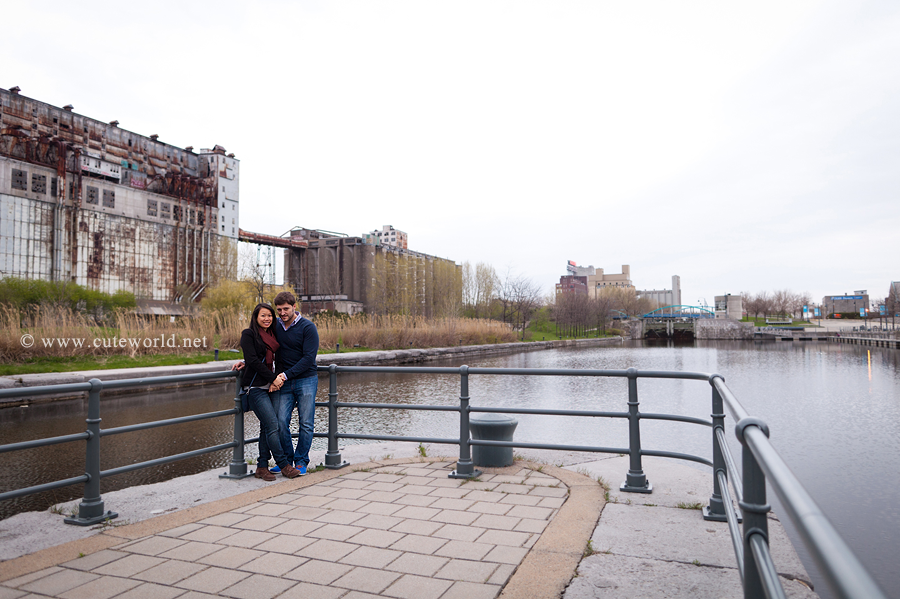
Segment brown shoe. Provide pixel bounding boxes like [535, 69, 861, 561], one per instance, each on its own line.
[255, 467, 276, 482]
[281, 464, 300, 479]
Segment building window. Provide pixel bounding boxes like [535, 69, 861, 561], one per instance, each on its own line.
[31, 174, 47, 194]
[12, 169, 27, 191]
[173, 206, 182, 222]
[147, 199, 158, 217]
[222, 225, 225, 231]
[51, 177, 58, 197]
[160, 202, 171, 219]
[86, 186, 99, 205]
[102, 189, 115, 208]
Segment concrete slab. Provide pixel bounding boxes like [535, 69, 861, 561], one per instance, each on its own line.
[565, 554, 817, 599]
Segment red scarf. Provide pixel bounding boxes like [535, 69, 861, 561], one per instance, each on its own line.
[259, 329, 280, 372]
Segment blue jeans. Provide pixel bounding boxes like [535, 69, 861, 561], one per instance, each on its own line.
[276, 376, 318, 467]
[249, 387, 290, 469]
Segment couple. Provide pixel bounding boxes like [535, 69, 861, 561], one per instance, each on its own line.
[239, 291, 319, 481]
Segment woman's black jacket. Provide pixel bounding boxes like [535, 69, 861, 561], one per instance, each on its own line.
[239, 328, 278, 387]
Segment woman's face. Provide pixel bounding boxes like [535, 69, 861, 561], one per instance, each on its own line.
[257, 308, 274, 329]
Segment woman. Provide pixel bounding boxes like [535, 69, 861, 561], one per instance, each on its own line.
[240, 303, 300, 480]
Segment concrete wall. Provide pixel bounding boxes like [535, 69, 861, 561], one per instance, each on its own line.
[695, 318, 754, 340]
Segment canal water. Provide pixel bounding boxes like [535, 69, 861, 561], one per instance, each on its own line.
[1, 340, 898, 598]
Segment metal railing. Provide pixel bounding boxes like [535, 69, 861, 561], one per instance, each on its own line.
[0, 370, 248, 525]
[0, 364, 887, 599]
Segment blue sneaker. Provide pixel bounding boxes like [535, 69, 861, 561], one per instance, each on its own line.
[269, 464, 280, 473]
[296, 464, 308, 476]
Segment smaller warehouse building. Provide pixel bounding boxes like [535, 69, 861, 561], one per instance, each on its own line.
[822, 293, 869, 318]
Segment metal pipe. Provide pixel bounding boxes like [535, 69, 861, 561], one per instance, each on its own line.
[717, 470, 744, 579]
[324, 364, 347, 469]
[66, 379, 117, 526]
[621, 368, 651, 493]
[451, 365, 480, 479]
[102, 442, 238, 478]
[744, 426, 888, 599]
[0, 475, 89, 502]
[705, 380, 728, 521]
[748, 533, 788, 599]
[0, 432, 90, 454]
[220, 372, 251, 479]
[101, 409, 236, 436]
[739, 417, 771, 599]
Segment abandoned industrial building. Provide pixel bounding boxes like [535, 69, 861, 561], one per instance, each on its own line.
[0, 86, 237, 303]
[1, 87, 460, 316]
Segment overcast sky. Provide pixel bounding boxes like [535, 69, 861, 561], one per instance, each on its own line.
[7, 1, 898, 307]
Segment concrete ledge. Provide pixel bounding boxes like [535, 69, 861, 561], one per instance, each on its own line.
[1, 337, 623, 407]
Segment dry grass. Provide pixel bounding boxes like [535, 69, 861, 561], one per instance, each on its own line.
[315, 314, 517, 350]
[0, 304, 245, 361]
[1, 306, 516, 361]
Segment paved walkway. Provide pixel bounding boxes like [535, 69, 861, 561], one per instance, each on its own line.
[0, 451, 818, 599]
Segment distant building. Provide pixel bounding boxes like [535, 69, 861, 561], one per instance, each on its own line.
[822, 293, 869, 319]
[559, 262, 634, 297]
[888, 282, 900, 317]
[714, 294, 743, 319]
[284, 226, 458, 317]
[555, 275, 588, 295]
[365, 225, 408, 250]
[638, 275, 682, 308]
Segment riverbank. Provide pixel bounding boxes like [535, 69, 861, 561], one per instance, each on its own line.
[0, 337, 623, 407]
[0, 443, 816, 598]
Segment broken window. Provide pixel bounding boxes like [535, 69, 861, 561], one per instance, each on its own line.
[147, 199, 158, 217]
[12, 169, 27, 191]
[32, 174, 46, 194]
[102, 189, 115, 208]
[86, 186, 99, 204]
[160, 203, 171, 219]
[173, 205, 183, 222]
[51, 177, 58, 197]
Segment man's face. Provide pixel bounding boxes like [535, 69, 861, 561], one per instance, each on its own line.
[275, 302, 296, 324]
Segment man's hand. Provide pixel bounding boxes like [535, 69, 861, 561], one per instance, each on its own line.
[231, 361, 245, 371]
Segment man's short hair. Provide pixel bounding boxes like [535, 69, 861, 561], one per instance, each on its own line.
[273, 291, 296, 306]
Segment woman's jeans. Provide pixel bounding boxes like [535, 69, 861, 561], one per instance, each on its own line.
[276, 375, 318, 467]
[249, 387, 290, 469]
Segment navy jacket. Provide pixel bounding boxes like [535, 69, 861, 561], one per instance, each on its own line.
[274, 316, 319, 380]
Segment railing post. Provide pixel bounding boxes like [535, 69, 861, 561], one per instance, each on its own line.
[704, 377, 727, 521]
[621, 368, 652, 493]
[65, 378, 117, 526]
[325, 364, 348, 469]
[450, 365, 481, 479]
[220, 371, 252, 479]
[737, 417, 771, 599]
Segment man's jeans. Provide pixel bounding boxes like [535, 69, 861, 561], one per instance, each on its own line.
[249, 387, 290, 469]
[275, 375, 318, 467]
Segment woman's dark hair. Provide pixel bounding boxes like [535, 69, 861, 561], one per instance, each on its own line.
[250, 303, 276, 336]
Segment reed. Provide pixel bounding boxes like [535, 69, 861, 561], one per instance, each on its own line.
[1, 305, 515, 362]
[314, 314, 517, 350]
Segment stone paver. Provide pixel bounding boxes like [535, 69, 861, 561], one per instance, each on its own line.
[0, 461, 583, 599]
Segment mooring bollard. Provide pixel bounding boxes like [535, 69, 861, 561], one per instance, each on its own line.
[470, 413, 518, 467]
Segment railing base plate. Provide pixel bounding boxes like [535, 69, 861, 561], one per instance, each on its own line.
[64, 510, 118, 526]
[219, 472, 254, 480]
[620, 482, 653, 494]
[323, 460, 350, 470]
[449, 469, 483, 479]
[703, 506, 742, 523]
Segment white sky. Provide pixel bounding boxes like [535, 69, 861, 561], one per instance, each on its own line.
[7, 1, 899, 307]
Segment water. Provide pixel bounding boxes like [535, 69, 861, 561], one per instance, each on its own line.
[1, 340, 898, 597]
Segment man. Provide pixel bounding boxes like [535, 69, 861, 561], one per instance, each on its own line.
[268, 291, 319, 475]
